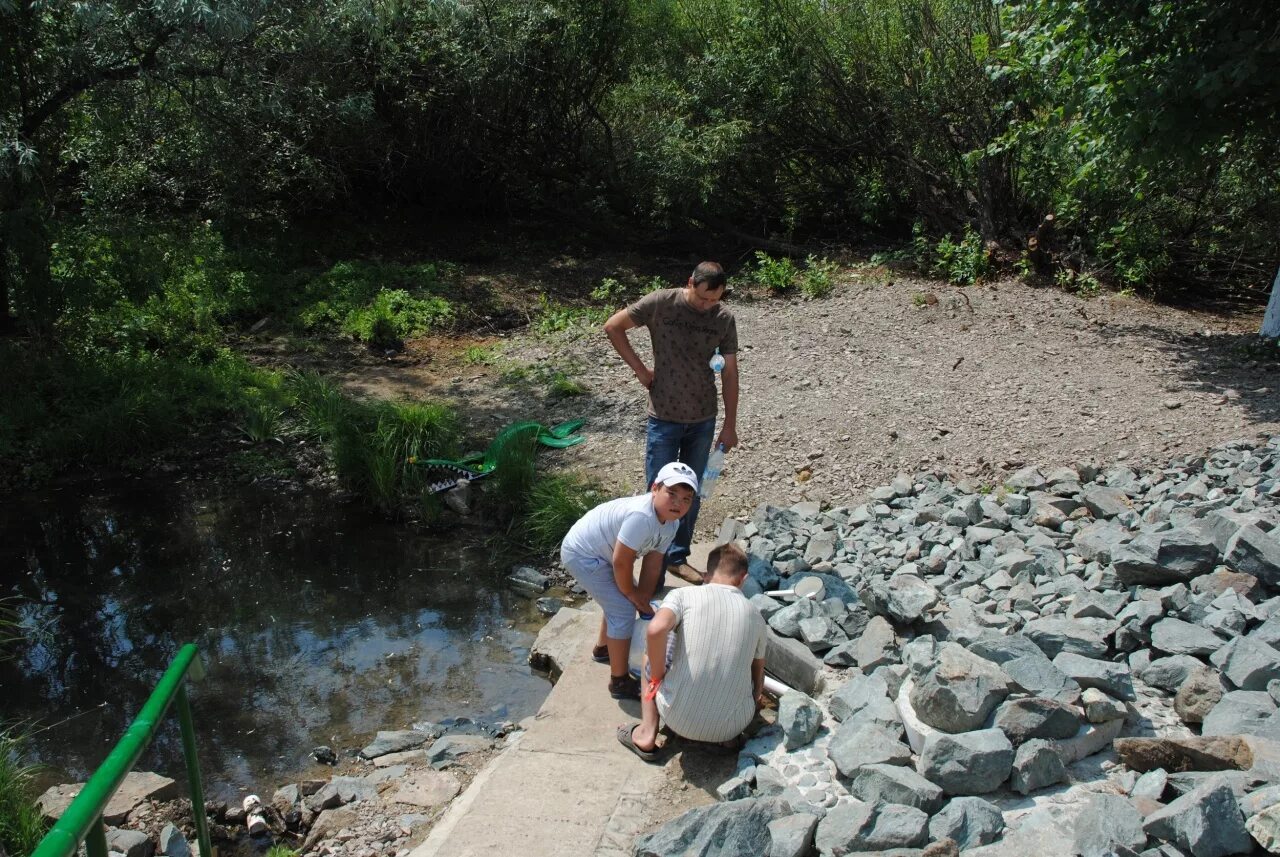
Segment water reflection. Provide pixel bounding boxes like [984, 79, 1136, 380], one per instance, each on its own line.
[0, 479, 550, 800]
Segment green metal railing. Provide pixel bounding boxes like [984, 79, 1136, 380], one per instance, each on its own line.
[32, 643, 214, 857]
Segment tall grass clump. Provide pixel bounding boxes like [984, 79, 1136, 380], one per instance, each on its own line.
[488, 431, 539, 513]
[0, 728, 45, 856]
[524, 474, 608, 552]
[286, 370, 463, 514]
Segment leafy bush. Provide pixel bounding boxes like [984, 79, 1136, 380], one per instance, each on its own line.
[799, 256, 838, 298]
[931, 228, 994, 286]
[295, 261, 461, 344]
[524, 474, 608, 552]
[590, 277, 629, 304]
[751, 252, 799, 293]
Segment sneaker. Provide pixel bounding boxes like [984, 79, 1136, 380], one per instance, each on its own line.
[668, 563, 704, 585]
[608, 673, 641, 700]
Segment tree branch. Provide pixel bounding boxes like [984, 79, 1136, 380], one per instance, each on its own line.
[19, 27, 176, 140]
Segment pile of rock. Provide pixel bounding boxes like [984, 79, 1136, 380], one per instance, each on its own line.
[36, 719, 517, 857]
[638, 435, 1280, 857]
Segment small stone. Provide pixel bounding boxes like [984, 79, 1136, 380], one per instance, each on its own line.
[928, 796, 1004, 850]
[1009, 738, 1067, 794]
[847, 764, 945, 814]
[777, 692, 822, 750]
[917, 728, 1013, 795]
[767, 813, 819, 857]
[828, 722, 912, 776]
[1175, 667, 1227, 724]
[1081, 687, 1128, 723]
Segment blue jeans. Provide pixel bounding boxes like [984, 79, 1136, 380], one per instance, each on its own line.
[645, 416, 716, 583]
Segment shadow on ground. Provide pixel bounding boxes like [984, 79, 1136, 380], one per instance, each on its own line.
[1091, 321, 1280, 426]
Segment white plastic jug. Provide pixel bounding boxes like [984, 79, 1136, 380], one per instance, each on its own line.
[629, 600, 663, 674]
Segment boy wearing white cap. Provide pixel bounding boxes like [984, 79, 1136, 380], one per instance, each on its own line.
[560, 461, 699, 700]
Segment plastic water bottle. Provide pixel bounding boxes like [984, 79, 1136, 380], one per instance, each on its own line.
[709, 348, 725, 373]
[700, 444, 726, 500]
[629, 600, 663, 674]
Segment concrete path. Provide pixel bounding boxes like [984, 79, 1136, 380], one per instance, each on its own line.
[410, 545, 713, 857]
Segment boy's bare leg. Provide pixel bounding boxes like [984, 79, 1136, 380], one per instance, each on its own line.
[606, 636, 631, 677]
[597, 616, 608, 650]
[636, 552, 664, 603]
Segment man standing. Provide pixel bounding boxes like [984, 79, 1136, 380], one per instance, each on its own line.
[616, 542, 766, 760]
[604, 261, 739, 585]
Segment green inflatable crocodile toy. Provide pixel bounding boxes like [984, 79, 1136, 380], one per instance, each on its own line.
[410, 418, 586, 493]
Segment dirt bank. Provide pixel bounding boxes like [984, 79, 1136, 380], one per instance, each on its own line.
[276, 267, 1280, 540]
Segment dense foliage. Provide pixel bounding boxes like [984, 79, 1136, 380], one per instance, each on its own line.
[2, 0, 1276, 338]
[1, 0, 1276, 490]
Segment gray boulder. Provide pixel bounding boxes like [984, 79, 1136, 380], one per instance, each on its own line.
[1201, 691, 1280, 739]
[993, 697, 1081, 744]
[1247, 804, 1280, 855]
[852, 616, 898, 670]
[1222, 637, 1280, 691]
[158, 823, 191, 857]
[634, 797, 793, 857]
[1112, 529, 1221, 586]
[928, 796, 1004, 850]
[1142, 780, 1252, 857]
[1142, 654, 1209, 691]
[884, 574, 940, 623]
[1022, 617, 1115, 658]
[1080, 485, 1132, 520]
[830, 672, 891, 723]
[1052, 652, 1136, 700]
[777, 692, 822, 750]
[814, 800, 929, 853]
[1081, 688, 1128, 723]
[1223, 524, 1280, 587]
[360, 729, 431, 759]
[847, 764, 945, 814]
[426, 734, 494, 767]
[917, 729, 1014, 795]
[105, 829, 151, 857]
[766, 813, 819, 857]
[1009, 738, 1067, 795]
[967, 634, 1046, 665]
[1001, 655, 1082, 704]
[1151, 618, 1226, 657]
[828, 722, 912, 776]
[909, 644, 1011, 733]
[1074, 794, 1148, 857]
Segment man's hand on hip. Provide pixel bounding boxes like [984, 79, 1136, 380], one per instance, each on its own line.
[716, 424, 738, 452]
[634, 366, 654, 388]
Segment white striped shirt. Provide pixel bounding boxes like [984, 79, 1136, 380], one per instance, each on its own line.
[656, 584, 767, 742]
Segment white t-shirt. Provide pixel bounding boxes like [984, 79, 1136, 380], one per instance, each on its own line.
[656, 584, 767, 742]
[561, 493, 677, 564]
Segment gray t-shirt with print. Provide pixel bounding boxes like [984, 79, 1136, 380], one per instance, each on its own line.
[561, 493, 677, 565]
[626, 288, 737, 424]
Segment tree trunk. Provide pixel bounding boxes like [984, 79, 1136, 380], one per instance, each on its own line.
[1027, 213, 1056, 274]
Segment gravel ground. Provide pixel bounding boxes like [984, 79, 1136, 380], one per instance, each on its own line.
[329, 270, 1280, 540]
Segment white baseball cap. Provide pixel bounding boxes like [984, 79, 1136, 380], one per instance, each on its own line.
[654, 461, 699, 492]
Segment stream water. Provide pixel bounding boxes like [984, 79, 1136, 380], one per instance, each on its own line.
[1, 477, 553, 802]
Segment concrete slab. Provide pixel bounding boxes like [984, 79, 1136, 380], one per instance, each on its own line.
[410, 541, 747, 857]
[410, 604, 666, 857]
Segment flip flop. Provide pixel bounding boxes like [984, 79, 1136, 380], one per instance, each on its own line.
[616, 724, 660, 762]
[591, 645, 609, 664]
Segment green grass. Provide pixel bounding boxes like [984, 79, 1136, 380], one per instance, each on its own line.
[265, 846, 300, 857]
[534, 294, 609, 335]
[523, 474, 608, 552]
[0, 342, 284, 471]
[463, 343, 502, 365]
[497, 359, 587, 400]
[0, 728, 45, 857]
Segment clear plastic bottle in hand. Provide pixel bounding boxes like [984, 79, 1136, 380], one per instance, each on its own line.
[701, 444, 726, 500]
